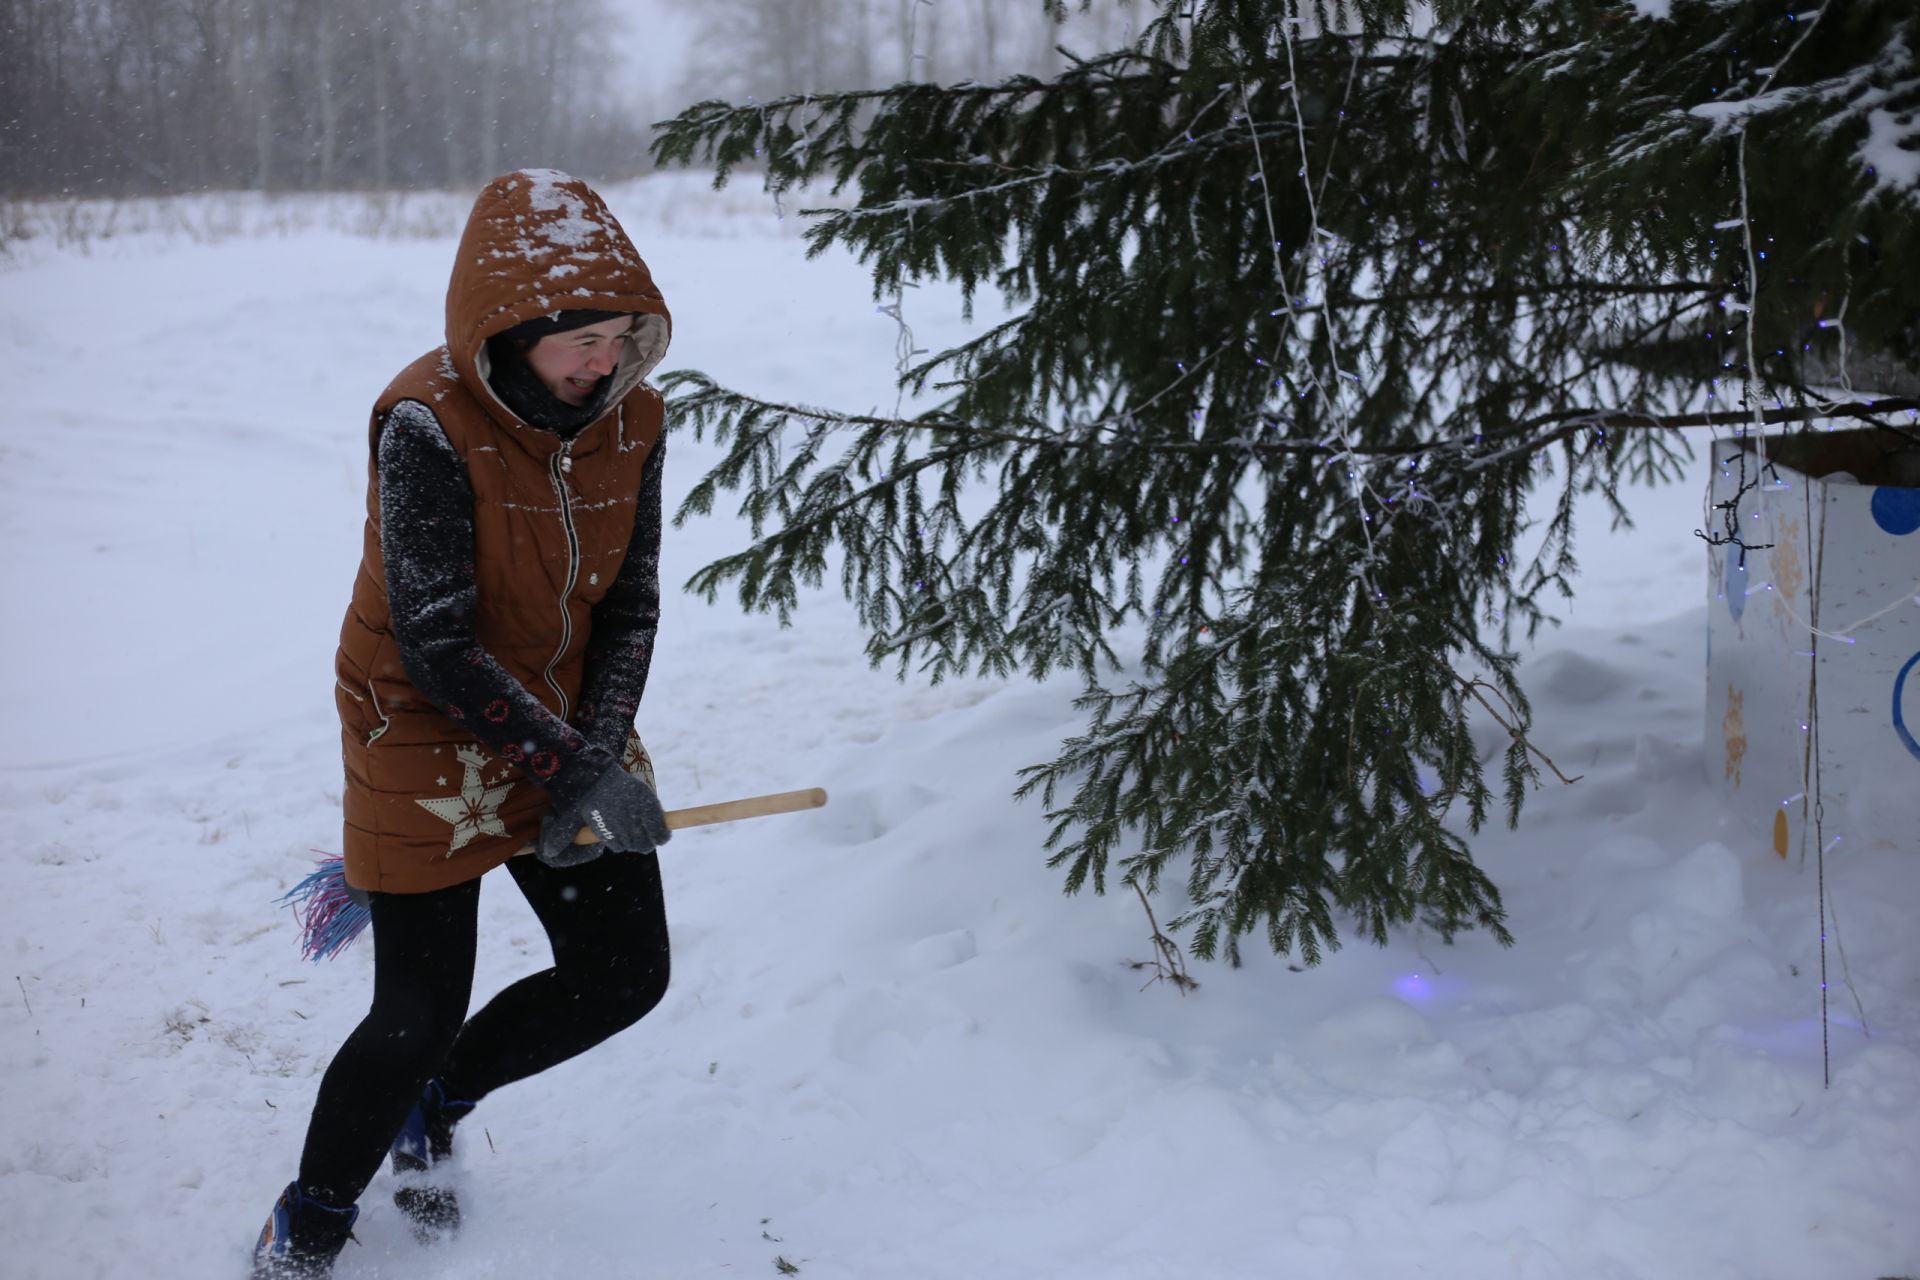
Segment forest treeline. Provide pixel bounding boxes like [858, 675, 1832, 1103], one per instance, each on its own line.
[0, 0, 643, 196]
[668, 0, 1145, 107]
[0, 0, 1146, 198]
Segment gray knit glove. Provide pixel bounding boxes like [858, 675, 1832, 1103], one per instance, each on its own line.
[536, 764, 672, 867]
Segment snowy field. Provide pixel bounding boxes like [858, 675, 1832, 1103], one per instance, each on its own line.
[2, 172, 1916, 1279]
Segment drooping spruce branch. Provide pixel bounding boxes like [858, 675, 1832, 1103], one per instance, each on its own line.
[650, 0, 1919, 967]
[666, 373, 1919, 464]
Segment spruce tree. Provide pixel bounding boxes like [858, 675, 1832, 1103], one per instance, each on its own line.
[651, 1, 1920, 965]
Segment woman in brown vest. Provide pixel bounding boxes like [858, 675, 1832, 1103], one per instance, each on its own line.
[251, 170, 677, 1278]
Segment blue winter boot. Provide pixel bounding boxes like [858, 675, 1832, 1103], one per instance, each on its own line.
[390, 1078, 475, 1238]
[250, 1181, 358, 1279]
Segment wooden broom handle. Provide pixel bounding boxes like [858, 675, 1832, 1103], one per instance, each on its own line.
[644, 786, 828, 837]
[514, 787, 829, 855]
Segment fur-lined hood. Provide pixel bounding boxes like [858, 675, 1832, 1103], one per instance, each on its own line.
[445, 169, 671, 433]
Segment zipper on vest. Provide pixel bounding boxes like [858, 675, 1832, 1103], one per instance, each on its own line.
[541, 441, 582, 719]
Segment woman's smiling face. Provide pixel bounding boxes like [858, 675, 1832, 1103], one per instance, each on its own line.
[525, 316, 633, 406]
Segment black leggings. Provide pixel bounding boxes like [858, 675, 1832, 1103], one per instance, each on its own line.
[296, 851, 669, 1206]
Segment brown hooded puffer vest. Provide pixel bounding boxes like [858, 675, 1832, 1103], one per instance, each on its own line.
[335, 169, 672, 893]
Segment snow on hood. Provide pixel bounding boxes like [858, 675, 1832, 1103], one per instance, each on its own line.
[445, 168, 671, 428]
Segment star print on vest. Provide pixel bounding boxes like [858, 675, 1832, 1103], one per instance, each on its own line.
[620, 732, 657, 791]
[415, 744, 516, 855]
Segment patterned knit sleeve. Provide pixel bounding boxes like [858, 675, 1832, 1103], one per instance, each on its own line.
[573, 439, 664, 759]
[376, 399, 616, 810]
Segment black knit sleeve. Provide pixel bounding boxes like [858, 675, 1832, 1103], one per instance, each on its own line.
[376, 400, 615, 809]
[573, 439, 665, 758]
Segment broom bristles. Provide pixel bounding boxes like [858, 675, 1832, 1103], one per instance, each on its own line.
[279, 854, 371, 962]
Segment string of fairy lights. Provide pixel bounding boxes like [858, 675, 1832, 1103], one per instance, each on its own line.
[1716, 0, 1901, 1088]
[1251, 18, 1388, 598]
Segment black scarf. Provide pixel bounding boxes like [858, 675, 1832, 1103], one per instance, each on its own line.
[484, 336, 614, 440]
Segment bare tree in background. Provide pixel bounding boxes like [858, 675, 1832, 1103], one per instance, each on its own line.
[915, 0, 941, 82]
[250, 0, 276, 190]
[367, 1, 391, 188]
[973, 0, 1002, 76]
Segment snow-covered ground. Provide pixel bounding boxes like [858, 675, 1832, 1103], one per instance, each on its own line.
[2, 173, 1915, 1280]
